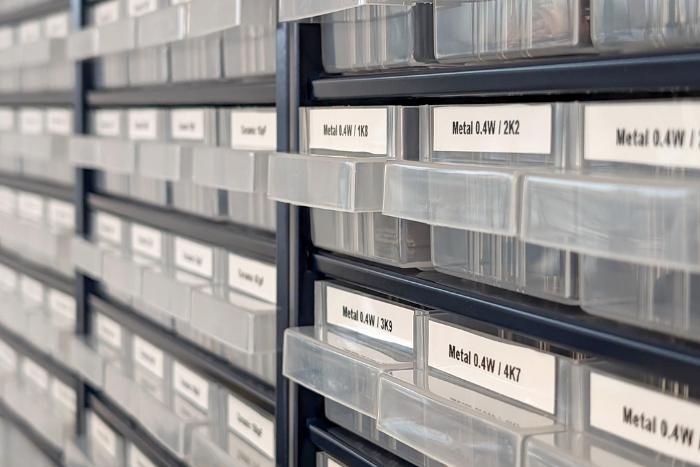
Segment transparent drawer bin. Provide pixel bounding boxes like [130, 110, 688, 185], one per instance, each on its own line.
[283, 281, 428, 416]
[192, 147, 276, 232]
[127, 109, 168, 204]
[94, 19, 134, 89]
[86, 109, 134, 199]
[591, 0, 700, 51]
[189, 426, 275, 467]
[524, 431, 679, 467]
[279, 1, 434, 73]
[421, 103, 583, 167]
[3, 378, 74, 449]
[375, 314, 587, 467]
[0, 417, 56, 467]
[434, 0, 591, 63]
[83, 412, 127, 467]
[383, 161, 579, 303]
[129, 3, 187, 85]
[325, 399, 444, 467]
[578, 364, 700, 466]
[141, 238, 225, 324]
[222, 0, 277, 79]
[521, 172, 700, 338]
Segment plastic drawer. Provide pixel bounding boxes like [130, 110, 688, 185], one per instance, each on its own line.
[317, 452, 346, 467]
[141, 268, 197, 322]
[128, 109, 168, 204]
[384, 162, 578, 303]
[102, 251, 144, 300]
[325, 399, 442, 466]
[375, 314, 586, 467]
[72, 236, 103, 279]
[171, 34, 222, 82]
[284, 326, 414, 417]
[591, 0, 700, 51]
[0, 418, 57, 467]
[434, 0, 591, 63]
[192, 147, 275, 231]
[97, 139, 136, 197]
[67, 28, 98, 60]
[521, 172, 700, 337]
[189, 289, 276, 354]
[421, 103, 582, 167]
[280, 1, 433, 72]
[86, 411, 126, 467]
[190, 427, 275, 467]
[524, 431, 677, 467]
[222, 0, 277, 79]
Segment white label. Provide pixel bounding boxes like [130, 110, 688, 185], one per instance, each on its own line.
[94, 1, 121, 26]
[96, 314, 122, 349]
[427, 320, 557, 414]
[228, 253, 276, 304]
[0, 28, 13, 49]
[0, 108, 14, 131]
[0, 187, 15, 216]
[133, 336, 164, 379]
[433, 105, 552, 155]
[230, 110, 277, 151]
[51, 379, 77, 413]
[128, 110, 158, 140]
[0, 341, 16, 372]
[131, 224, 161, 260]
[175, 237, 213, 278]
[20, 109, 43, 135]
[48, 200, 75, 230]
[46, 109, 73, 135]
[96, 212, 122, 244]
[129, 446, 157, 467]
[308, 108, 388, 155]
[327, 460, 344, 467]
[590, 446, 644, 467]
[590, 372, 700, 465]
[20, 275, 43, 304]
[228, 394, 275, 458]
[0, 264, 16, 291]
[171, 109, 205, 141]
[95, 110, 122, 137]
[427, 374, 554, 428]
[17, 193, 44, 222]
[325, 285, 414, 349]
[22, 359, 48, 390]
[91, 414, 117, 458]
[44, 13, 70, 38]
[585, 101, 700, 169]
[173, 362, 209, 411]
[48, 289, 77, 325]
[128, 0, 158, 17]
[19, 21, 42, 43]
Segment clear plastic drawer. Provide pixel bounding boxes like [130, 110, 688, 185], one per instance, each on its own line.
[268, 153, 385, 211]
[375, 314, 586, 467]
[85, 411, 126, 467]
[72, 236, 103, 279]
[434, 0, 591, 63]
[222, 0, 277, 79]
[190, 426, 275, 467]
[279, 1, 434, 73]
[591, 0, 700, 51]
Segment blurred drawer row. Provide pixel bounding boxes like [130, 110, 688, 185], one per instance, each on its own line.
[0, 415, 60, 467]
[0, 10, 74, 92]
[72, 210, 276, 384]
[280, 0, 700, 73]
[66, 310, 274, 466]
[71, 106, 276, 231]
[0, 186, 75, 276]
[68, 0, 275, 88]
[284, 280, 700, 467]
[0, 338, 78, 453]
[270, 101, 700, 341]
[0, 106, 75, 185]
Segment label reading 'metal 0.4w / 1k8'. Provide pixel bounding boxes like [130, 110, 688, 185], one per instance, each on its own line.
[308, 108, 388, 156]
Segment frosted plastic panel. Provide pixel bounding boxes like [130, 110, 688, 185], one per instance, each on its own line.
[279, 0, 429, 22]
[268, 153, 385, 212]
[192, 147, 268, 193]
[283, 326, 414, 417]
[97, 19, 136, 54]
[383, 161, 520, 235]
[136, 5, 188, 47]
[521, 173, 700, 271]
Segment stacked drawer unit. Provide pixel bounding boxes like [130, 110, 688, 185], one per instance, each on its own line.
[67, 0, 276, 87]
[71, 106, 278, 230]
[72, 211, 277, 385]
[0, 10, 74, 93]
[0, 187, 75, 277]
[0, 107, 75, 185]
[269, 106, 431, 268]
[284, 281, 700, 466]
